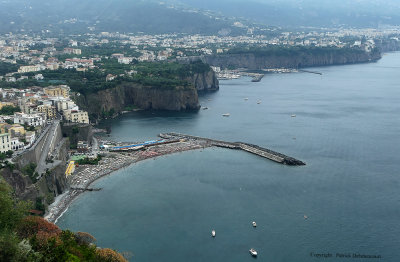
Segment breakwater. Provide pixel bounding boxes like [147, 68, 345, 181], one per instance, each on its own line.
[298, 69, 322, 75]
[159, 133, 305, 166]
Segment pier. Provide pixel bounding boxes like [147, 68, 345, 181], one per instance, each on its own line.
[251, 74, 264, 82]
[70, 187, 102, 192]
[159, 133, 305, 166]
[298, 69, 322, 75]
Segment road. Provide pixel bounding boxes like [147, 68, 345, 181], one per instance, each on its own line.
[36, 120, 60, 174]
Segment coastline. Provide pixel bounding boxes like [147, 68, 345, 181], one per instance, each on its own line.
[45, 140, 210, 224]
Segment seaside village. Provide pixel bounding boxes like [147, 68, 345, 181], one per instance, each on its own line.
[0, 85, 88, 156]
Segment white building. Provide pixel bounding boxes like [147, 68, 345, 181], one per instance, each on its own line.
[118, 57, 134, 64]
[11, 137, 24, 151]
[25, 131, 36, 149]
[0, 133, 11, 153]
[13, 113, 46, 127]
[55, 99, 77, 111]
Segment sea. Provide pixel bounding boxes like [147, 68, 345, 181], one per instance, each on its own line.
[57, 52, 400, 262]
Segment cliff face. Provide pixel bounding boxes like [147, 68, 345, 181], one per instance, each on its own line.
[75, 70, 219, 120]
[375, 39, 400, 52]
[1, 139, 70, 207]
[204, 51, 382, 70]
[76, 84, 199, 120]
[189, 70, 219, 91]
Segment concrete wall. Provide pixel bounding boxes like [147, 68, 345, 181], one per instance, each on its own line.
[16, 123, 63, 169]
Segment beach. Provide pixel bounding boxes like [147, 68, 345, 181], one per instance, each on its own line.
[45, 139, 210, 223]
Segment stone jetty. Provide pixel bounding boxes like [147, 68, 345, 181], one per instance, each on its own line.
[159, 133, 306, 166]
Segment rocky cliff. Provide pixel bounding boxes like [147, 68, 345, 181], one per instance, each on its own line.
[204, 50, 382, 70]
[75, 70, 218, 121]
[189, 70, 219, 91]
[376, 39, 400, 52]
[1, 138, 70, 211]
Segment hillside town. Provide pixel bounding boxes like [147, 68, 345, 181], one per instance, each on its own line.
[0, 85, 88, 156]
[1, 27, 400, 81]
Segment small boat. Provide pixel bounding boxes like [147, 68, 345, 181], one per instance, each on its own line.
[291, 114, 296, 117]
[211, 230, 216, 237]
[249, 248, 258, 257]
[304, 215, 308, 220]
[257, 101, 261, 104]
[202, 107, 209, 110]
[222, 113, 230, 117]
[244, 98, 249, 101]
[252, 221, 257, 227]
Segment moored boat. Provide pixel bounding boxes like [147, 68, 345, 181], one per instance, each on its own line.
[211, 230, 216, 237]
[249, 248, 258, 257]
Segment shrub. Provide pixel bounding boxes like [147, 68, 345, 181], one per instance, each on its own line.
[96, 248, 129, 262]
[17, 216, 61, 240]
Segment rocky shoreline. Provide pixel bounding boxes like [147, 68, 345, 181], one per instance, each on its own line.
[45, 140, 210, 223]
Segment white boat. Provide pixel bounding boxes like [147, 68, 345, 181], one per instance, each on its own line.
[222, 113, 230, 117]
[211, 230, 216, 237]
[244, 98, 249, 101]
[257, 100, 261, 104]
[291, 114, 296, 117]
[252, 221, 257, 227]
[249, 248, 258, 257]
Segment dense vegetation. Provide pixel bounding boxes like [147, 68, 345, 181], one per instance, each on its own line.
[0, 60, 211, 94]
[76, 155, 102, 165]
[0, 105, 21, 115]
[0, 62, 19, 76]
[0, 150, 13, 161]
[0, 178, 128, 261]
[22, 163, 38, 184]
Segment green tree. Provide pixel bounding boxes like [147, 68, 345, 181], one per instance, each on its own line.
[0, 179, 30, 232]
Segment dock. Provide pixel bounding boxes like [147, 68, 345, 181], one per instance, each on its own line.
[251, 74, 264, 82]
[159, 133, 305, 166]
[298, 69, 322, 75]
[70, 187, 102, 192]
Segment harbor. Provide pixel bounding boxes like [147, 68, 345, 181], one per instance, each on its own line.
[46, 132, 305, 223]
[213, 67, 298, 81]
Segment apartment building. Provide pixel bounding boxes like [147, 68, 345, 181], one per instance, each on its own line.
[63, 109, 89, 124]
[0, 133, 11, 153]
[37, 104, 57, 119]
[14, 112, 46, 127]
[43, 85, 70, 98]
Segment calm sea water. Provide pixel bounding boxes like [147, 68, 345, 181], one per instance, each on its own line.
[57, 53, 400, 261]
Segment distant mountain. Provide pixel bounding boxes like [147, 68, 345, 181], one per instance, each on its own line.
[173, 0, 400, 28]
[0, 0, 246, 35]
[1, 0, 398, 35]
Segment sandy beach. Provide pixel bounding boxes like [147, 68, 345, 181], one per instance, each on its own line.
[45, 139, 210, 223]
